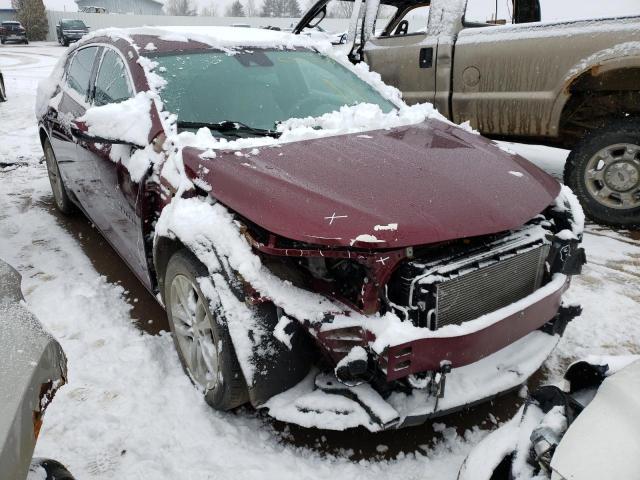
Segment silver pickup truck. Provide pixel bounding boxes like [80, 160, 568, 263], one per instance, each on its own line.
[295, 0, 640, 228]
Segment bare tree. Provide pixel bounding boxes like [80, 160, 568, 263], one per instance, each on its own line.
[164, 0, 197, 16]
[261, 0, 301, 17]
[244, 0, 258, 17]
[200, 2, 218, 16]
[12, 0, 48, 41]
[328, 1, 353, 18]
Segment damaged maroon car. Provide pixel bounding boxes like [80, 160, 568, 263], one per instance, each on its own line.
[37, 27, 586, 431]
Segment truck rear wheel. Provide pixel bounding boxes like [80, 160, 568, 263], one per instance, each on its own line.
[564, 119, 640, 228]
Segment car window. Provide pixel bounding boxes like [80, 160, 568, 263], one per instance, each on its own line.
[66, 47, 99, 99]
[93, 49, 134, 107]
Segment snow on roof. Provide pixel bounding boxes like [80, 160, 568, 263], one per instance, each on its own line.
[0, 0, 14, 10]
[88, 25, 324, 51]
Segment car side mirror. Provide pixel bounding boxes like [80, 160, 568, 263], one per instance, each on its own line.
[73, 94, 153, 149]
[71, 119, 146, 148]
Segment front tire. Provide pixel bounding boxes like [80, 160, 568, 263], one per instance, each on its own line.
[0, 75, 6, 102]
[564, 118, 640, 228]
[43, 138, 75, 214]
[164, 249, 248, 410]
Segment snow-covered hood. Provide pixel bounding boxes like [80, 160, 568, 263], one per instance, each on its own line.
[181, 118, 560, 248]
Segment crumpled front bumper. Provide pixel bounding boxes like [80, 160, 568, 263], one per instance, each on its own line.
[265, 329, 561, 432]
[264, 273, 581, 431]
[383, 274, 570, 381]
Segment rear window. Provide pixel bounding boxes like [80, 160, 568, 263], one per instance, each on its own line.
[62, 20, 87, 29]
[2, 22, 22, 31]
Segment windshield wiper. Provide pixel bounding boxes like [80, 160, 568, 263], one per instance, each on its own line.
[177, 120, 281, 138]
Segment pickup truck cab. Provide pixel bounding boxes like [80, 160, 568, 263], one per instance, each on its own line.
[0, 21, 28, 44]
[296, 0, 640, 228]
[56, 19, 89, 47]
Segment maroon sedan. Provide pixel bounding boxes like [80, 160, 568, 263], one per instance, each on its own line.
[37, 27, 585, 431]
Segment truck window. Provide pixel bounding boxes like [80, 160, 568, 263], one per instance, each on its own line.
[378, 4, 430, 37]
[464, 0, 513, 26]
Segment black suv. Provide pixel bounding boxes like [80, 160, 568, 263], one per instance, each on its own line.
[56, 19, 89, 46]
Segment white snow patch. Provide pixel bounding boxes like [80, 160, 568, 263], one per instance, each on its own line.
[350, 234, 385, 246]
[274, 315, 294, 350]
[373, 223, 398, 232]
[79, 92, 154, 147]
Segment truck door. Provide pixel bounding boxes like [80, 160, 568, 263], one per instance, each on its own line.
[450, 0, 556, 137]
[361, 2, 437, 106]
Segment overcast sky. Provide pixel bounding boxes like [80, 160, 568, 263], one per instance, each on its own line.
[25, 0, 640, 22]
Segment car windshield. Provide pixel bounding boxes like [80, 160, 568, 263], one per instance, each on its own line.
[2, 22, 21, 30]
[62, 20, 86, 29]
[149, 49, 397, 133]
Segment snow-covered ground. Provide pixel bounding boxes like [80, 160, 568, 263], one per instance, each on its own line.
[1, 43, 639, 480]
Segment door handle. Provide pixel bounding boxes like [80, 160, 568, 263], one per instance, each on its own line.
[420, 47, 433, 69]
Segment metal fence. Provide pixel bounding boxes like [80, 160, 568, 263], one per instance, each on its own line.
[45, 11, 350, 42]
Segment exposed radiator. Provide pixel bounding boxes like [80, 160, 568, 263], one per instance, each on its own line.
[434, 244, 550, 328]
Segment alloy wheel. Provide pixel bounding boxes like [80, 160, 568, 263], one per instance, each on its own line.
[584, 143, 640, 210]
[169, 274, 219, 392]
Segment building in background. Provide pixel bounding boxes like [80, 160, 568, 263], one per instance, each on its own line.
[0, 0, 16, 22]
[74, 0, 163, 15]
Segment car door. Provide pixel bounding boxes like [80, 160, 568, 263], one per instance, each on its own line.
[77, 47, 153, 288]
[49, 45, 101, 203]
[362, 3, 437, 106]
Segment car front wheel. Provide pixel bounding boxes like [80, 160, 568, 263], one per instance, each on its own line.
[164, 249, 248, 410]
[564, 118, 640, 228]
[43, 138, 74, 214]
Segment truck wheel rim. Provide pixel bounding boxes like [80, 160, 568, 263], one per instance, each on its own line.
[584, 143, 640, 210]
[44, 143, 66, 209]
[169, 274, 219, 391]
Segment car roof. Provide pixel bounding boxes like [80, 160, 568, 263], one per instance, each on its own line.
[83, 26, 321, 54]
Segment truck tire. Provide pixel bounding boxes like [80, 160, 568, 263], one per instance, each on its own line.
[564, 118, 640, 228]
[164, 249, 249, 411]
[0, 74, 6, 102]
[1, 37, 5, 44]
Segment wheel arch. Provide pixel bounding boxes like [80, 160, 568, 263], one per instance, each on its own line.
[153, 234, 187, 302]
[552, 53, 640, 148]
[154, 228, 317, 407]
